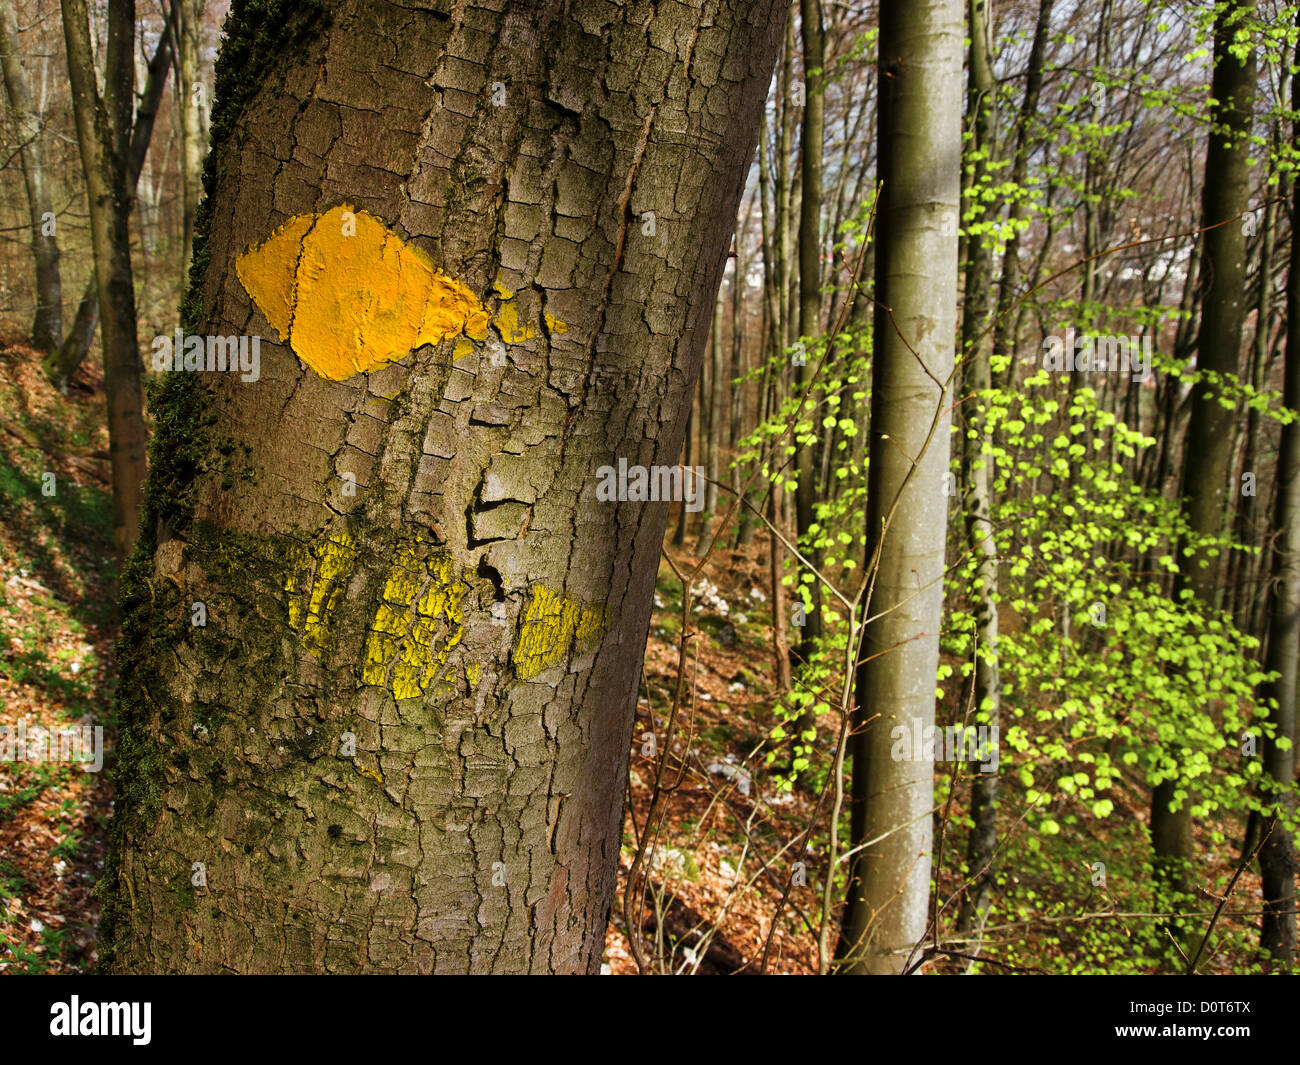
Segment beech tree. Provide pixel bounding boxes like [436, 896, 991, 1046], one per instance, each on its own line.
[1152, 0, 1256, 950]
[1257, 12, 1300, 971]
[956, 0, 999, 937]
[100, 0, 786, 974]
[838, 0, 961, 974]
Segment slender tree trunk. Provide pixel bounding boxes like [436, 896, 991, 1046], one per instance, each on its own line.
[758, 55, 793, 686]
[1228, 191, 1272, 632]
[838, 0, 961, 974]
[0, 0, 62, 354]
[100, 0, 787, 974]
[1233, 180, 1276, 634]
[175, 0, 207, 291]
[794, 0, 825, 659]
[957, 0, 1001, 938]
[769, 455, 792, 692]
[61, 0, 148, 558]
[1153, 0, 1256, 955]
[674, 408, 692, 548]
[44, 6, 174, 390]
[731, 238, 756, 547]
[1257, 24, 1300, 971]
[991, 0, 1052, 392]
[695, 293, 724, 556]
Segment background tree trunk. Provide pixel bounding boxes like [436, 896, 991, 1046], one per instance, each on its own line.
[60, 0, 148, 557]
[44, 6, 174, 390]
[0, 0, 62, 355]
[956, 0, 1001, 939]
[1152, 0, 1256, 948]
[100, 0, 786, 975]
[991, 0, 1052, 393]
[1257, 17, 1300, 972]
[794, 0, 824, 660]
[175, 0, 207, 292]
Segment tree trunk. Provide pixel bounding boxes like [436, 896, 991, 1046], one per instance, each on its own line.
[838, 0, 961, 974]
[674, 407, 692, 548]
[1227, 188, 1272, 633]
[100, 0, 786, 975]
[956, 0, 1000, 938]
[175, 0, 207, 292]
[44, 5, 174, 391]
[793, 0, 824, 659]
[0, 0, 63, 355]
[1152, 0, 1256, 952]
[991, 0, 1052, 392]
[730, 237, 754, 547]
[757, 69, 792, 685]
[694, 293, 724, 557]
[61, 0, 148, 558]
[1258, 20, 1300, 971]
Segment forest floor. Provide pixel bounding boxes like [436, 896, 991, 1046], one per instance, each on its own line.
[0, 339, 1273, 975]
[0, 339, 115, 973]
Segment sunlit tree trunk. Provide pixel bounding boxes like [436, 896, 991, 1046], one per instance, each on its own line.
[175, 0, 207, 290]
[838, 0, 961, 975]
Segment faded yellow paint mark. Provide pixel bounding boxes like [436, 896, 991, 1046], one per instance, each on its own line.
[283, 531, 599, 698]
[362, 544, 468, 700]
[493, 280, 568, 343]
[285, 532, 358, 660]
[514, 583, 605, 680]
[237, 205, 565, 381]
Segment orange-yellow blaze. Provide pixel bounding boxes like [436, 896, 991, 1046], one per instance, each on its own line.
[236, 204, 491, 381]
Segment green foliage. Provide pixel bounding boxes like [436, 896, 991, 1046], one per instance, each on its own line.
[946, 372, 1292, 838]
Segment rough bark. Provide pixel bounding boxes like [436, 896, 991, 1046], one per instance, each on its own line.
[101, 0, 785, 975]
[838, 0, 961, 974]
[0, 0, 63, 354]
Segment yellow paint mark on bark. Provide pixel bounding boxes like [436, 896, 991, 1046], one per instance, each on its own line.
[237, 205, 565, 381]
[514, 583, 605, 680]
[362, 544, 468, 700]
[236, 205, 489, 381]
[285, 532, 358, 660]
[492, 280, 568, 343]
